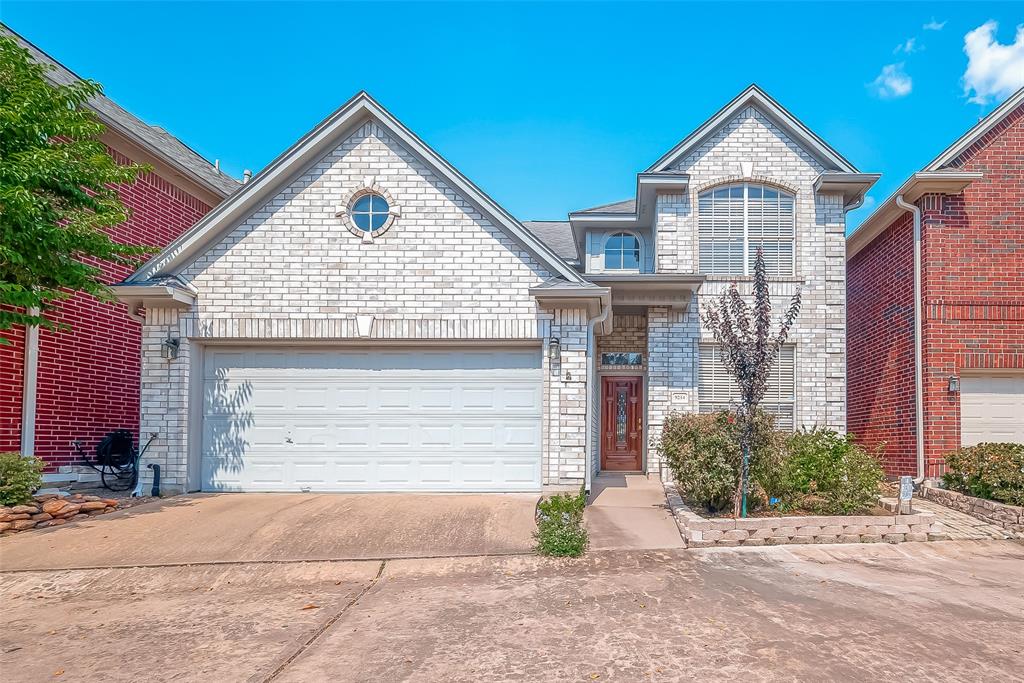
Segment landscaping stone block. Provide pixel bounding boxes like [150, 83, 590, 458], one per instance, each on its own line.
[838, 535, 862, 544]
[860, 534, 883, 543]
[792, 526, 822, 537]
[883, 533, 905, 543]
[740, 538, 765, 546]
[820, 525, 844, 535]
[787, 536, 812, 544]
[905, 533, 928, 542]
[721, 530, 750, 541]
[813, 535, 841, 544]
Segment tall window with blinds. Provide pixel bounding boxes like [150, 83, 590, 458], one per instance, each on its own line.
[698, 183, 795, 277]
[698, 344, 796, 430]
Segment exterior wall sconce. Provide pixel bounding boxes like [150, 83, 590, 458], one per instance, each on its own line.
[548, 337, 565, 368]
[948, 375, 960, 393]
[161, 337, 180, 360]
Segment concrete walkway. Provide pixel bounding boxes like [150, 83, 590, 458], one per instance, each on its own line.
[913, 498, 1017, 540]
[584, 473, 685, 550]
[0, 492, 540, 571]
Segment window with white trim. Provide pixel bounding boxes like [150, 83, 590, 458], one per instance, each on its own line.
[698, 344, 796, 430]
[603, 232, 641, 271]
[698, 183, 795, 277]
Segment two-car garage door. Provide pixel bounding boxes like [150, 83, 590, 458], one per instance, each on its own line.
[200, 346, 543, 492]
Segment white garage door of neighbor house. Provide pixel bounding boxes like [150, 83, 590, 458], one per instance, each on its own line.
[960, 374, 1024, 446]
[200, 347, 543, 492]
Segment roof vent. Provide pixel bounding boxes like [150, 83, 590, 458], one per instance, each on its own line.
[242, 169, 252, 184]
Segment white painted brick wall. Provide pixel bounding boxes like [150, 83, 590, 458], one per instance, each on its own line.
[137, 120, 590, 492]
[648, 105, 847, 461]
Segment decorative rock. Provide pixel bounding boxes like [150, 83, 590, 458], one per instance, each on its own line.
[55, 504, 82, 517]
[82, 495, 102, 502]
[0, 521, 12, 531]
[80, 501, 107, 511]
[30, 512, 53, 522]
[12, 519, 37, 530]
[10, 505, 39, 515]
[42, 499, 69, 515]
[6, 513, 31, 521]
[103, 499, 119, 507]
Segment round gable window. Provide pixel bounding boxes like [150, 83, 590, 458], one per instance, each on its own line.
[351, 193, 390, 232]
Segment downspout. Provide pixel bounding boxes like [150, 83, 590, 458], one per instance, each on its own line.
[895, 195, 926, 485]
[583, 295, 612, 495]
[20, 308, 40, 457]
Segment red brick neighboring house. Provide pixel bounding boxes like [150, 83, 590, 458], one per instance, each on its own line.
[847, 87, 1024, 481]
[0, 29, 239, 473]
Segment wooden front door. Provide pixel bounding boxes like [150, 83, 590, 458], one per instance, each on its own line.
[600, 376, 643, 471]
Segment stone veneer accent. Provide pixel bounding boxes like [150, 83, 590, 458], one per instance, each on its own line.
[138, 120, 591, 493]
[920, 485, 1024, 537]
[664, 483, 947, 547]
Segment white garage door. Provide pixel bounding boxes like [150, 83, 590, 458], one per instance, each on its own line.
[200, 346, 543, 492]
[960, 374, 1024, 446]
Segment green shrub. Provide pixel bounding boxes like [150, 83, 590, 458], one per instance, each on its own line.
[535, 488, 588, 557]
[777, 429, 883, 515]
[658, 411, 781, 514]
[942, 443, 1024, 506]
[0, 452, 44, 506]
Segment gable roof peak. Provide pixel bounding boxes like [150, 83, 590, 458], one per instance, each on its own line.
[125, 91, 583, 284]
[645, 84, 859, 174]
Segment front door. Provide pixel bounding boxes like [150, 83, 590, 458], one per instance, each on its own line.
[601, 376, 643, 471]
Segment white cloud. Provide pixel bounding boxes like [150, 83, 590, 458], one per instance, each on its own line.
[870, 63, 913, 99]
[894, 37, 921, 54]
[962, 21, 1024, 105]
[860, 195, 877, 213]
[923, 18, 947, 31]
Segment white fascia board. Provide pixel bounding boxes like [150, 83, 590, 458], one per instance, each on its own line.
[128, 93, 584, 285]
[645, 84, 859, 174]
[846, 172, 983, 260]
[112, 284, 197, 308]
[814, 172, 881, 207]
[926, 88, 1024, 171]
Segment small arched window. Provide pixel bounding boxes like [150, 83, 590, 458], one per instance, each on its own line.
[604, 232, 641, 271]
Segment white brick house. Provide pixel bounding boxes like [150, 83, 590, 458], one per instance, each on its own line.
[117, 86, 875, 495]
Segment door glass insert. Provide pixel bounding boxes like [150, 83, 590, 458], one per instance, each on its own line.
[616, 389, 627, 445]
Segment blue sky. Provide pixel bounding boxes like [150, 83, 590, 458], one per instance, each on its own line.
[3, 2, 1023, 231]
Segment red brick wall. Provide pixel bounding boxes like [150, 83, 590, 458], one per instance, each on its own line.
[919, 105, 1024, 477]
[846, 213, 917, 476]
[0, 322, 26, 452]
[4, 148, 213, 469]
[848, 103, 1024, 478]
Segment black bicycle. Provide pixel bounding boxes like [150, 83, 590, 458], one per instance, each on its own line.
[73, 431, 156, 492]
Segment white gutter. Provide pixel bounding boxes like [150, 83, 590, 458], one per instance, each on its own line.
[583, 299, 612, 495]
[895, 195, 926, 485]
[20, 308, 40, 457]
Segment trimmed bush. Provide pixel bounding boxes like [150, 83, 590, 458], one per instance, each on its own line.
[658, 411, 781, 514]
[0, 452, 44, 506]
[777, 429, 883, 515]
[535, 488, 588, 557]
[942, 442, 1024, 506]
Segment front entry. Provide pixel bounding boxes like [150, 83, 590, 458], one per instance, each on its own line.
[600, 376, 643, 471]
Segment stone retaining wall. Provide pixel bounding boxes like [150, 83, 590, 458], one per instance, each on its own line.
[664, 484, 947, 548]
[0, 494, 119, 535]
[920, 485, 1024, 537]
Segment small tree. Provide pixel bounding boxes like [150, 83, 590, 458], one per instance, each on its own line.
[701, 248, 801, 516]
[0, 34, 150, 338]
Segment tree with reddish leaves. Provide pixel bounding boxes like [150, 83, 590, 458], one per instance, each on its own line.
[701, 247, 801, 517]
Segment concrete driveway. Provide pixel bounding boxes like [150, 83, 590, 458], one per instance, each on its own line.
[0, 492, 540, 570]
[1, 541, 1021, 682]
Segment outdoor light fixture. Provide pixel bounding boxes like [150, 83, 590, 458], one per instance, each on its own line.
[161, 336, 180, 360]
[548, 338, 561, 364]
[948, 375, 960, 393]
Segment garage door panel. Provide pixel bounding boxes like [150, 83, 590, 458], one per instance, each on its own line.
[202, 347, 543, 492]
[961, 374, 1024, 447]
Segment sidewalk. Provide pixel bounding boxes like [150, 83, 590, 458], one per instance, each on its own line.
[584, 473, 686, 550]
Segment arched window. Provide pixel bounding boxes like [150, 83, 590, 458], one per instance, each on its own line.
[697, 183, 795, 276]
[603, 232, 641, 271]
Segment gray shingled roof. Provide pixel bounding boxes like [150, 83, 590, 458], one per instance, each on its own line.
[3, 27, 240, 198]
[575, 198, 636, 215]
[521, 221, 578, 261]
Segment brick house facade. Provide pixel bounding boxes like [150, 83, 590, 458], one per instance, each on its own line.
[0, 30, 237, 471]
[847, 88, 1024, 479]
[118, 86, 872, 495]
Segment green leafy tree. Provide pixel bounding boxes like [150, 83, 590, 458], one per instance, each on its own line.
[0, 33, 150, 338]
[701, 248, 801, 517]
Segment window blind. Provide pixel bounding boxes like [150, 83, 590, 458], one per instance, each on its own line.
[698, 344, 796, 430]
